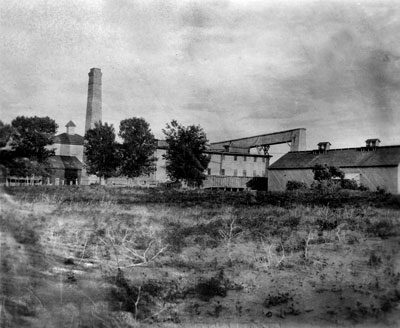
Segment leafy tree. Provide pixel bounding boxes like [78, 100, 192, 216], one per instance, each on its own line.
[84, 122, 119, 183]
[312, 164, 344, 181]
[162, 120, 210, 187]
[118, 117, 157, 178]
[0, 120, 14, 148]
[0, 116, 57, 177]
[311, 164, 347, 193]
[10, 116, 58, 161]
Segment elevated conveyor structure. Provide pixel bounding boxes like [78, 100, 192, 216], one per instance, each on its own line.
[209, 128, 306, 154]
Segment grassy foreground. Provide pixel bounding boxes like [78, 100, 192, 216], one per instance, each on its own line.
[1, 186, 400, 327]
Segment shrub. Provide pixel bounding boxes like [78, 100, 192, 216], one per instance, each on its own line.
[195, 269, 233, 301]
[109, 269, 168, 320]
[340, 179, 358, 190]
[312, 164, 344, 181]
[368, 251, 382, 266]
[358, 184, 369, 191]
[246, 177, 268, 191]
[376, 186, 388, 195]
[286, 180, 308, 191]
[284, 215, 301, 229]
[263, 292, 293, 307]
[311, 180, 341, 194]
[164, 218, 226, 251]
[366, 219, 396, 239]
[316, 217, 338, 231]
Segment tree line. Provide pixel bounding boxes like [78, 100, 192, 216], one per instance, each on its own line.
[0, 116, 210, 186]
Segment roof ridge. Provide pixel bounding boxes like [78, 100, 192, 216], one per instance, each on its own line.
[288, 144, 400, 153]
[270, 145, 400, 169]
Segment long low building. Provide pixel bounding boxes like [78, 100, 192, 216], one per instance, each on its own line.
[268, 139, 400, 194]
[47, 121, 274, 188]
[107, 138, 272, 190]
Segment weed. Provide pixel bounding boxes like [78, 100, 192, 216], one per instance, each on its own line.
[368, 251, 382, 267]
[195, 269, 233, 301]
[109, 269, 159, 320]
[366, 219, 397, 239]
[263, 292, 293, 307]
[256, 238, 286, 270]
[380, 290, 400, 313]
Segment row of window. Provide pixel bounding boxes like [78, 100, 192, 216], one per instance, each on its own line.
[207, 169, 265, 177]
[221, 154, 266, 163]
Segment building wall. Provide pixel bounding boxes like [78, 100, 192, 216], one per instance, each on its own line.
[143, 150, 269, 184]
[48, 168, 81, 185]
[352, 167, 398, 193]
[52, 143, 84, 162]
[268, 169, 313, 192]
[268, 166, 399, 194]
[106, 149, 269, 188]
[207, 153, 268, 178]
[154, 148, 168, 183]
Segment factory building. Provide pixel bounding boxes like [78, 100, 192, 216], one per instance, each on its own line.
[46, 67, 400, 194]
[48, 68, 291, 188]
[268, 139, 400, 194]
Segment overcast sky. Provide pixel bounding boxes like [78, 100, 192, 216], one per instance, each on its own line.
[1, 0, 400, 160]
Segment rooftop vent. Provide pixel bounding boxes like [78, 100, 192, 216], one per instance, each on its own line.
[365, 138, 380, 148]
[317, 142, 331, 152]
[66, 121, 76, 135]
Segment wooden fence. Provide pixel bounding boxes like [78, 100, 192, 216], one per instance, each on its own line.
[202, 175, 252, 190]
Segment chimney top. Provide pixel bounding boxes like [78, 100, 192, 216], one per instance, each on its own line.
[365, 138, 380, 148]
[317, 142, 331, 152]
[89, 68, 102, 75]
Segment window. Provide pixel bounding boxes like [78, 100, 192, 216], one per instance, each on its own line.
[233, 169, 238, 176]
[243, 170, 247, 177]
[254, 157, 257, 162]
[207, 168, 211, 175]
[262, 157, 266, 163]
[222, 154, 225, 160]
[244, 156, 247, 162]
[220, 169, 225, 176]
[253, 170, 257, 177]
[234, 155, 237, 161]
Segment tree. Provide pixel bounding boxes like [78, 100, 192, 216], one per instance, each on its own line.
[84, 122, 119, 183]
[0, 116, 58, 177]
[162, 120, 210, 187]
[312, 164, 344, 181]
[0, 120, 14, 148]
[10, 116, 58, 161]
[118, 117, 157, 178]
[311, 164, 346, 193]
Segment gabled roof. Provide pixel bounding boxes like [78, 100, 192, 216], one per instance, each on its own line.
[48, 155, 83, 170]
[66, 121, 76, 127]
[270, 145, 400, 170]
[53, 133, 84, 145]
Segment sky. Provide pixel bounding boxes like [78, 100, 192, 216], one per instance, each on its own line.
[1, 0, 400, 161]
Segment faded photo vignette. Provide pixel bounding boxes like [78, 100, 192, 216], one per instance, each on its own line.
[1, 0, 400, 327]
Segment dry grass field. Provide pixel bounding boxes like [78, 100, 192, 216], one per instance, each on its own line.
[1, 186, 400, 327]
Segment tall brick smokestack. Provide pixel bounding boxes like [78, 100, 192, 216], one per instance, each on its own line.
[85, 68, 102, 132]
